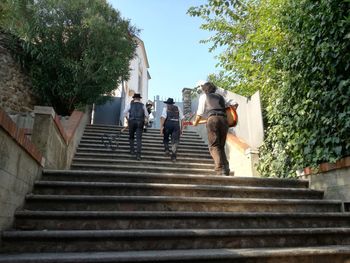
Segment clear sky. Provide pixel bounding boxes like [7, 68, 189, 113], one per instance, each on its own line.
[108, 0, 221, 102]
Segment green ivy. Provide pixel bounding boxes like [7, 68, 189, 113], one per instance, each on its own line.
[258, 0, 350, 177]
[190, 0, 350, 177]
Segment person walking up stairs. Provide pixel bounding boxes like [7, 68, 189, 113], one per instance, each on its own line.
[122, 93, 149, 161]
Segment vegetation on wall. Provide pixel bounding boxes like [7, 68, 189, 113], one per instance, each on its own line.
[1, 0, 138, 115]
[258, 0, 350, 177]
[189, 0, 350, 177]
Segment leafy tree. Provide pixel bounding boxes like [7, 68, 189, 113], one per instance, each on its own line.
[190, 0, 350, 178]
[258, 0, 350, 177]
[188, 0, 286, 106]
[2, 0, 138, 115]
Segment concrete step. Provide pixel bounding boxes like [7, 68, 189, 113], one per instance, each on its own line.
[42, 170, 309, 188]
[80, 138, 207, 148]
[77, 142, 209, 152]
[23, 195, 342, 213]
[83, 132, 203, 143]
[73, 152, 214, 163]
[1, 246, 350, 262]
[75, 147, 212, 159]
[32, 181, 323, 199]
[69, 163, 216, 174]
[85, 124, 199, 135]
[14, 211, 350, 231]
[83, 128, 202, 139]
[2, 228, 350, 253]
[81, 134, 205, 144]
[71, 158, 215, 170]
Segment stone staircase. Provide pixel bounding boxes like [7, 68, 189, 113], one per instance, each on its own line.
[1, 124, 350, 262]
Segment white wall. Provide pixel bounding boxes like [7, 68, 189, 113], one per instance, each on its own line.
[191, 89, 264, 150]
[116, 38, 150, 125]
[217, 89, 264, 150]
[124, 39, 149, 104]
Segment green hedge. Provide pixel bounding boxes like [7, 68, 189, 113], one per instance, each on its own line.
[258, 0, 350, 177]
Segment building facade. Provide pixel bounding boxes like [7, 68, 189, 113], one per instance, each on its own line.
[93, 36, 151, 125]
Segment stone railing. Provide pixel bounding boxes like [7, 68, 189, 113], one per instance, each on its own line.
[0, 107, 43, 231]
[31, 106, 90, 169]
[0, 106, 89, 231]
[302, 156, 350, 202]
[187, 123, 259, 177]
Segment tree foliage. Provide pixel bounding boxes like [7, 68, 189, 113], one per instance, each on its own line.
[2, 0, 138, 115]
[190, 0, 350, 177]
[188, 0, 286, 105]
[258, 0, 350, 177]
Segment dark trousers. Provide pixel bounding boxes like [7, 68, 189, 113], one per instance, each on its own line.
[128, 119, 144, 154]
[206, 115, 229, 171]
[163, 121, 180, 155]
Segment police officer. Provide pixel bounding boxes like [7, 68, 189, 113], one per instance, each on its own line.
[160, 98, 184, 162]
[193, 82, 231, 176]
[123, 93, 149, 160]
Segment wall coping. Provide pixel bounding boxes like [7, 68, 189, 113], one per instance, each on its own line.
[0, 107, 44, 166]
[226, 132, 251, 154]
[303, 156, 350, 176]
[34, 106, 85, 145]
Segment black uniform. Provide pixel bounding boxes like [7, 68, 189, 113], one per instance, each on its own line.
[128, 101, 145, 159]
[163, 104, 180, 161]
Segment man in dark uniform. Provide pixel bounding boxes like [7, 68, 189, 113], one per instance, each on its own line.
[193, 82, 230, 176]
[160, 98, 184, 162]
[123, 93, 149, 161]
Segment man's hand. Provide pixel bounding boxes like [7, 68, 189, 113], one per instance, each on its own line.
[193, 115, 202, 126]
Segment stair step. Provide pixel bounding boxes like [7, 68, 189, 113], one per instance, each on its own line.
[80, 137, 208, 147]
[71, 158, 215, 169]
[42, 170, 309, 188]
[82, 132, 203, 142]
[77, 143, 209, 152]
[23, 195, 342, 213]
[32, 181, 323, 199]
[70, 163, 216, 174]
[14, 211, 350, 230]
[2, 228, 350, 253]
[75, 147, 212, 158]
[80, 137, 206, 146]
[1, 246, 350, 262]
[73, 152, 214, 163]
[84, 124, 199, 135]
[83, 129, 201, 138]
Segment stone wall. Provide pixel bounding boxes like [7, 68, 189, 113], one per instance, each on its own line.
[31, 106, 89, 169]
[0, 107, 43, 231]
[0, 32, 36, 113]
[304, 156, 350, 202]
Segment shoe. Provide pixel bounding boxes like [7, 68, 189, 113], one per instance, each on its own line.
[215, 168, 230, 176]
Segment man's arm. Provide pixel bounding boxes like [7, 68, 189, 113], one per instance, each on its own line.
[123, 103, 130, 121]
[143, 104, 149, 119]
[193, 115, 202, 126]
[193, 94, 205, 126]
[160, 107, 167, 134]
[178, 107, 185, 133]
